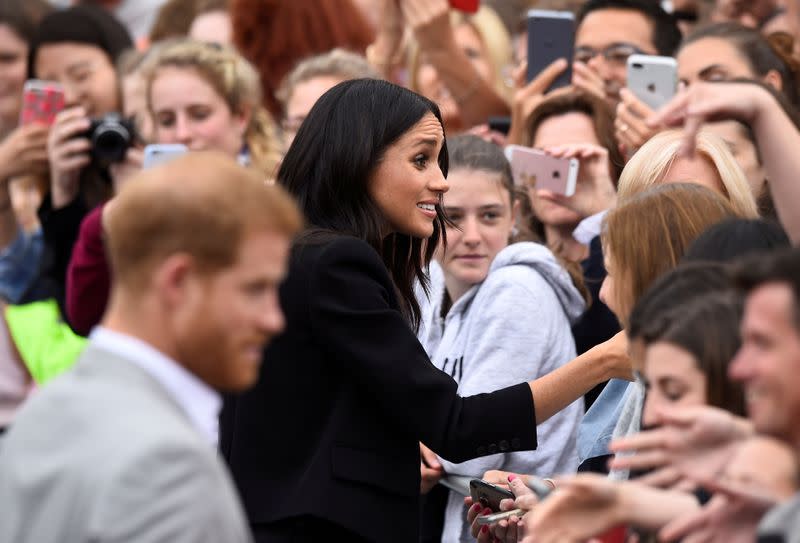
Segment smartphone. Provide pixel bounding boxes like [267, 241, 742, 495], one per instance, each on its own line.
[487, 115, 511, 136]
[476, 508, 526, 525]
[143, 143, 188, 168]
[19, 80, 65, 126]
[526, 10, 575, 89]
[626, 54, 677, 110]
[506, 145, 578, 197]
[449, 0, 479, 13]
[469, 479, 515, 512]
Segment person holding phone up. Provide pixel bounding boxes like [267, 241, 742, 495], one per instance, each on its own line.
[21, 4, 134, 318]
[0, 0, 51, 304]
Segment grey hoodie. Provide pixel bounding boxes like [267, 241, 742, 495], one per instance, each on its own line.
[417, 242, 585, 543]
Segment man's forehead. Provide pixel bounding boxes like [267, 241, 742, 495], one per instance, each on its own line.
[576, 8, 656, 48]
[747, 283, 797, 328]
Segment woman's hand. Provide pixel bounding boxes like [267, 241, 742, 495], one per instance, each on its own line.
[572, 61, 607, 102]
[519, 474, 625, 543]
[419, 442, 443, 494]
[400, 0, 453, 51]
[0, 124, 50, 182]
[506, 58, 569, 145]
[609, 405, 750, 489]
[648, 81, 771, 158]
[541, 143, 618, 219]
[467, 475, 537, 542]
[47, 106, 92, 208]
[615, 88, 660, 156]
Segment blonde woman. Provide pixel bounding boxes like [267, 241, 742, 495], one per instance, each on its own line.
[65, 39, 283, 335]
[144, 39, 282, 180]
[617, 129, 760, 218]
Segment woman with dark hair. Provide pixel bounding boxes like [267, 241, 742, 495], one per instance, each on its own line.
[219, 79, 631, 543]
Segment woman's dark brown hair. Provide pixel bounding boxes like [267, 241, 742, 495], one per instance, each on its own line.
[230, 0, 374, 118]
[643, 291, 746, 417]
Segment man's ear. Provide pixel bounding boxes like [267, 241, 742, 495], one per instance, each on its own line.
[152, 253, 196, 309]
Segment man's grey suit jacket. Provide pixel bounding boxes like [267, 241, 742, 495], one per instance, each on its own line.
[0, 344, 252, 543]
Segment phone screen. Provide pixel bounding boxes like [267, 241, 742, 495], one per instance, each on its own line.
[527, 10, 575, 88]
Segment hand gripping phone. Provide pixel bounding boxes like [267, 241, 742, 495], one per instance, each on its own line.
[470, 479, 515, 512]
[526, 10, 575, 89]
[19, 80, 65, 126]
[626, 54, 678, 110]
[506, 145, 578, 196]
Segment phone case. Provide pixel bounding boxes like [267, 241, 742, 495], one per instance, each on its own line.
[626, 54, 678, 110]
[143, 144, 188, 169]
[19, 80, 65, 126]
[449, 0, 479, 13]
[507, 145, 578, 196]
[469, 479, 515, 512]
[526, 10, 575, 90]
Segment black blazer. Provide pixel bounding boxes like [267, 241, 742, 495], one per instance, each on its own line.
[220, 235, 538, 542]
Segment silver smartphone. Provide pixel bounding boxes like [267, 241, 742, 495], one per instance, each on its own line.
[143, 143, 188, 169]
[626, 54, 678, 110]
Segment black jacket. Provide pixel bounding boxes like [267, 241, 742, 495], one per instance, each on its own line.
[220, 235, 538, 542]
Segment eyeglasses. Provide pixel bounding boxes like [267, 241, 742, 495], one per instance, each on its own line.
[574, 43, 645, 67]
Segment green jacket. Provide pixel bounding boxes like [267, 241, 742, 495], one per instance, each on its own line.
[5, 300, 87, 384]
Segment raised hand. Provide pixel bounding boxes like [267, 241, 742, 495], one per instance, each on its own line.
[608, 405, 751, 488]
[47, 106, 92, 208]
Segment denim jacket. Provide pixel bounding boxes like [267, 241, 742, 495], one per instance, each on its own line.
[0, 228, 43, 304]
[577, 378, 631, 463]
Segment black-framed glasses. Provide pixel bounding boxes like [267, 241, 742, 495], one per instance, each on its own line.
[574, 43, 645, 67]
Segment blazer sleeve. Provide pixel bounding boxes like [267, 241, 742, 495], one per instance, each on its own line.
[307, 238, 538, 463]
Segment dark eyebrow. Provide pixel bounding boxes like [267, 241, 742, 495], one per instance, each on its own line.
[413, 138, 439, 148]
[478, 204, 504, 210]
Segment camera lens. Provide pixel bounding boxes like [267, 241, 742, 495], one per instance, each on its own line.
[90, 116, 133, 164]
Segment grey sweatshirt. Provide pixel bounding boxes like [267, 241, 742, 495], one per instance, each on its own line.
[417, 242, 585, 543]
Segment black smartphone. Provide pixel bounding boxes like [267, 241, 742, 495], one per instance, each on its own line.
[487, 115, 511, 135]
[469, 479, 515, 512]
[526, 9, 575, 90]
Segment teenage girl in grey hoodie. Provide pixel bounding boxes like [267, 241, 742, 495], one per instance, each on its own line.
[417, 136, 585, 542]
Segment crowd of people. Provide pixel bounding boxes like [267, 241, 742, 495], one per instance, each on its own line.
[0, 0, 799, 542]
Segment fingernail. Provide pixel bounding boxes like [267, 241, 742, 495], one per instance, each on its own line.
[508, 474, 516, 482]
[483, 508, 492, 515]
[481, 525, 489, 534]
[473, 503, 482, 512]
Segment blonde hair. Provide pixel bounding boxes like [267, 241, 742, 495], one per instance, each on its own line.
[106, 152, 302, 291]
[276, 48, 380, 111]
[602, 183, 739, 327]
[618, 129, 759, 218]
[144, 39, 282, 179]
[407, 5, 512, 100]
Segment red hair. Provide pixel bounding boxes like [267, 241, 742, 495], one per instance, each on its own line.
[230, 0, 374, 117]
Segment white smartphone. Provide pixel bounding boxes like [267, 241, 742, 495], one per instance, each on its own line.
[626, 54, 678, 110]
[505, 145, 578, 197]
[143, 143, 188, 169]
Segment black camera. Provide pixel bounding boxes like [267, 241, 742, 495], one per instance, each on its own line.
[82, 113, 136, 166]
